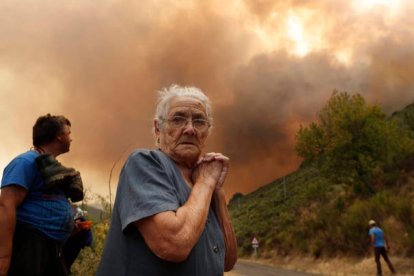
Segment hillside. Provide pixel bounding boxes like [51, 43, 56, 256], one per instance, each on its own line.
[229, 167, 331, 256]
[391, 102, 414, 132]
[228, 101, 414, 259]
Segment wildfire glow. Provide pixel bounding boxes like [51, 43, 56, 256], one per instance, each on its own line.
[250, 11, 320, 58]
[286, 14, 309, 56]
[353, 0, 403, 12]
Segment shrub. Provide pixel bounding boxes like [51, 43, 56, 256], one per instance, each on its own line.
[71, 222, 109, 275]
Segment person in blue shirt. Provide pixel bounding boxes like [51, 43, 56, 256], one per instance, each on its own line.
[0, 114, 83, 276]
[368, 220, 396, 276]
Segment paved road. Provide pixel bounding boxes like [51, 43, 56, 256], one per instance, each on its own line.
[225, 259, 319, 276]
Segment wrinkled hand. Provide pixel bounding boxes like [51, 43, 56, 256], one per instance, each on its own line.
[193, 152, 229, 190]
[192, 156, 222, 189]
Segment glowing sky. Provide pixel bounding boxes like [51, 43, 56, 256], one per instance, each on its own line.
[1, 0, 413, 203]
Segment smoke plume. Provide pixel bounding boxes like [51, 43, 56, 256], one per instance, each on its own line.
[1, 0, 413, 200]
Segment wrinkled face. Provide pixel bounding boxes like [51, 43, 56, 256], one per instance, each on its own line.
[155, 96, 210, 166]
[56, 124, 72, 153]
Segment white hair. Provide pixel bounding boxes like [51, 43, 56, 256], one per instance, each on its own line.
[153, 84, 213, 145]
[154, 84, 213, 126]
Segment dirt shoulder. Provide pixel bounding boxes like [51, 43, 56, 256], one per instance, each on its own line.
[242, 255, 413, 275]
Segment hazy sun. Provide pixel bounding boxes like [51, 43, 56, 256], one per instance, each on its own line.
[286, 13, 309, 56]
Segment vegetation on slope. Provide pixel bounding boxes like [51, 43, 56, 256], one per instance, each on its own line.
[229, 91, 414, 259]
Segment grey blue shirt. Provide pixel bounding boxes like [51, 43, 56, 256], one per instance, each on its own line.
[97, 149, 226, 276]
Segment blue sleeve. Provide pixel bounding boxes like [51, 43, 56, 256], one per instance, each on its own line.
[116, 150, 180, 231]
[1, 157, 35, 190]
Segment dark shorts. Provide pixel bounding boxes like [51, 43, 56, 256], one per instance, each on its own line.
[8, 224, 68, 276]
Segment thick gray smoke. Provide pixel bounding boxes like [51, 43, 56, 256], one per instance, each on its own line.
[1, 0, 413, 199]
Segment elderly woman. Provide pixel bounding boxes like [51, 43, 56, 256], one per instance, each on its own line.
[97, 85, 237, 275]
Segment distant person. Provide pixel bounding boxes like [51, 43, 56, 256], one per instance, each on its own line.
[368, 220, 396, 276]
[97, 84, 238, 275]
[63, 206, 93, 274]
[0, 114, 84, 276]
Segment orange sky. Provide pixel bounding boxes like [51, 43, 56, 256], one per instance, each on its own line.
[1, 0, 413, 203]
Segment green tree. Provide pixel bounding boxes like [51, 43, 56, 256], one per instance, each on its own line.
[295, 91, 409, 194]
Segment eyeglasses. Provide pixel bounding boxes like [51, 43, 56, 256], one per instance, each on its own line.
[164, 116, 210, 131]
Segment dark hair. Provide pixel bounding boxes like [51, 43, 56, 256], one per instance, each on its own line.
[32, 114, 71, 147]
